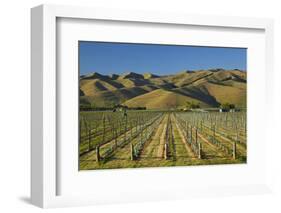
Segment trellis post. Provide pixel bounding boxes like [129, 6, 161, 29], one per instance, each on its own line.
[190, 126, 193, 144]
[130, 121, 133, 140]
[195, 128, 198, 145]
[96, 145, 100, 162]
[198, 142, 201, 159]
[164, 143, 168, 160]
[130, 143, 134, 160]
[124, 115, 127, 144]
[232, 141, 236, 159]
[102, 115, 105, 144]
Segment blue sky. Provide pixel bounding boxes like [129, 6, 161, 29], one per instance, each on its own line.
[79, 41, 246, 76]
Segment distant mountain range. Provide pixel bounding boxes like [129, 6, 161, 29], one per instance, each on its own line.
[80, 69, 247, 109]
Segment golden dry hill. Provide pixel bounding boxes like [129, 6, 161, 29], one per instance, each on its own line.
[80, 69, 246, 109]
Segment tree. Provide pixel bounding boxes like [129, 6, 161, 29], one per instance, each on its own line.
[220, 102, 235, 111]
[185, 101, 200, 109]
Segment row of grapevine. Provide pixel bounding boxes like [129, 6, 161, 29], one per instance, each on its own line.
[79, 111, 247, 170]
[132, 115, 164, 159]
[79, 111, 162, 155]
[174, 113, 201, 159]
[174, 112, 242, 159]
[94, 112, 163, 161]
[163, 114, 176, 160]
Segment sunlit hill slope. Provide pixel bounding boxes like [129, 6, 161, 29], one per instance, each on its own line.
[80, 69, 247, 109]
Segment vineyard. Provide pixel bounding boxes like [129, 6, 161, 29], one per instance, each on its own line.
[79, 111, 247, 170]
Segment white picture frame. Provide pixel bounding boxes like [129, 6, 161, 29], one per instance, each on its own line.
[31, 4, 274, 208]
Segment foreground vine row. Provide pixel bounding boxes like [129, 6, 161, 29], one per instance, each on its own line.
[79, 111, 247, 170]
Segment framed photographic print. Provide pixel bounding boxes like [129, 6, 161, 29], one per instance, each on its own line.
[78, 41, 247, 170]
[31, 4, 274, 208]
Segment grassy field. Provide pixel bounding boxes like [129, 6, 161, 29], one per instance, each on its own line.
[79, 110, 247, 170]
